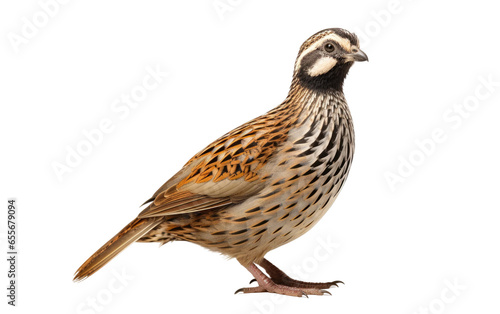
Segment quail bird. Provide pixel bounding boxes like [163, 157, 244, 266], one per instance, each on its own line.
[74, 28, 368, 297]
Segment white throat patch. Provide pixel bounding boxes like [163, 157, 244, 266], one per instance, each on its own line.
[307, 57, 338, 77]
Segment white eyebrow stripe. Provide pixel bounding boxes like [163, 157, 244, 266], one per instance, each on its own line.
[294, 33, 353, 73]
[326, 33, 352, 51]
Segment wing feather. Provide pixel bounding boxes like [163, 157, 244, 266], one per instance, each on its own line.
[139, 107, 296, 218]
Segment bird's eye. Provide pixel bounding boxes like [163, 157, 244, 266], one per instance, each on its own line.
[324, 43, 335, 53]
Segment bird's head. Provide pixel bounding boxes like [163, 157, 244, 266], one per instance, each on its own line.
[294, 28, 368, 92]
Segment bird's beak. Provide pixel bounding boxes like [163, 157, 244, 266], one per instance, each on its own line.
[345, 49, 369, 62]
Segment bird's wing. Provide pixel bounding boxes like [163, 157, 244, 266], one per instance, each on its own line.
[138, 109, 295, 218]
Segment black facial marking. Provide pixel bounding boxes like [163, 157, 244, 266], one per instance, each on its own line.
[298, 58, 354, 92]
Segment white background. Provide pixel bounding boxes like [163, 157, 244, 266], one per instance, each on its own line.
[1, 1, 499, 313]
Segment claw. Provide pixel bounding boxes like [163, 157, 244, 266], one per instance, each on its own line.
[329, 280, 344, 288]
[300, 291, 309, 298]
[249, 279, 257, 285]
[321, 290, 332, 296]
[234, 288, 245, 295]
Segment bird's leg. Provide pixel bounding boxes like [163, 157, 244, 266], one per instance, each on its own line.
[235, 261, 330, 297]
[256, 258, 344, 289]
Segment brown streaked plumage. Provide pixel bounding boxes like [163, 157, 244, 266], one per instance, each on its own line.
[74, 28, 368, 297]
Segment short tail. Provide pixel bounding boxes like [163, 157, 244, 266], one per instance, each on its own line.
[74, 217, 162, 281]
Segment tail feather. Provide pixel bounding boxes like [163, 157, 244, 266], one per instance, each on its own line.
[74, 217, 162, 281]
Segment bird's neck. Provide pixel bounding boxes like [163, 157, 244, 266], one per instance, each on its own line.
[277, 78, 349, 127]
[295, 62, 353, 93]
